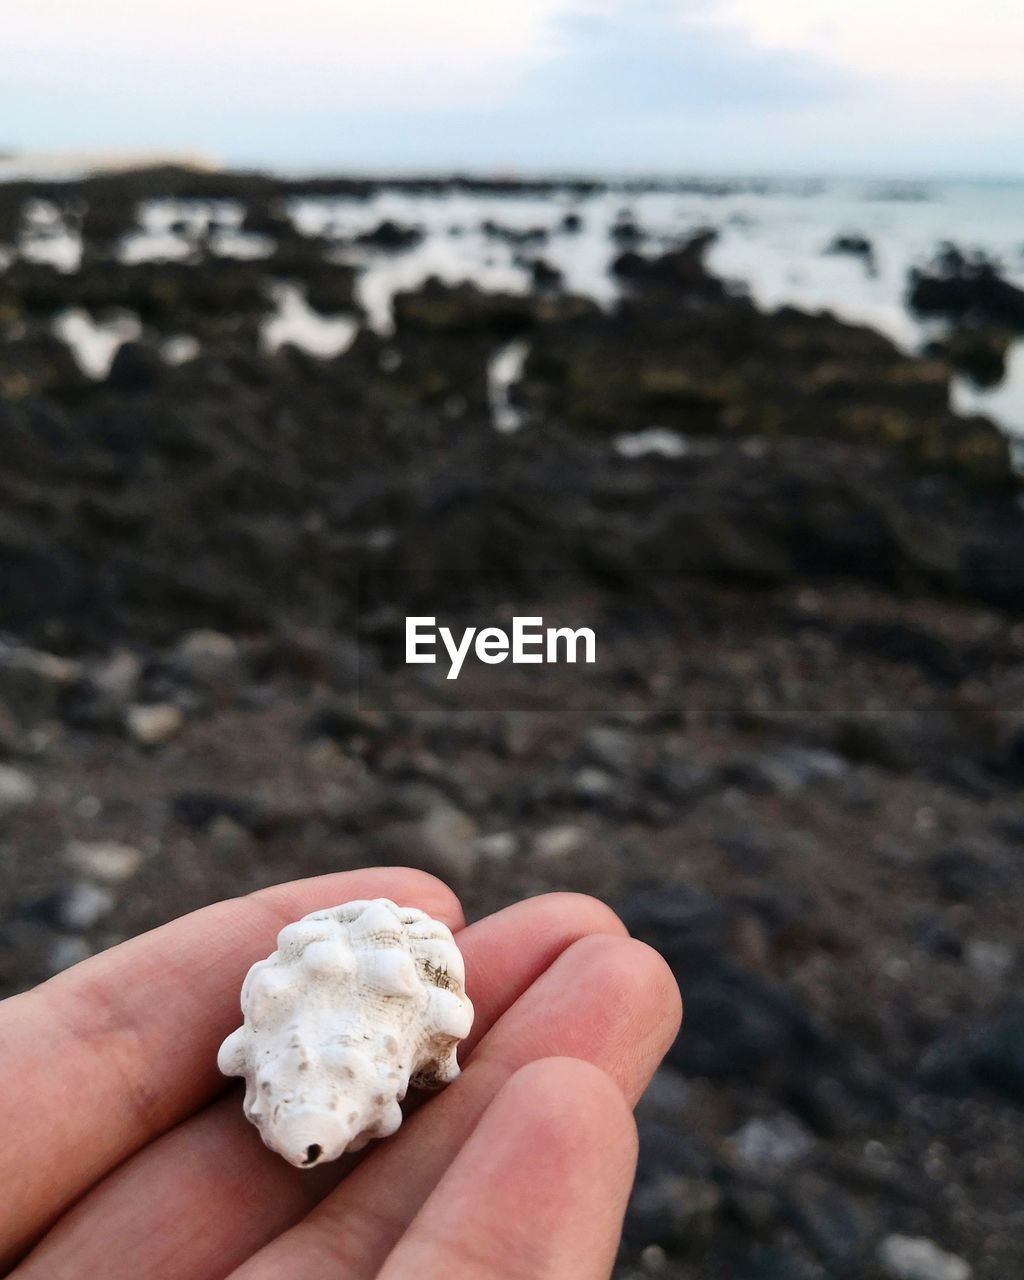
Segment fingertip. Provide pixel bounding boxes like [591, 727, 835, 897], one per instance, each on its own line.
[630, 937, 683, 1040]
[503, 1055, 639, 1156]
[523, 891, 629, 940]
[516, 933, 679, 1106]
[506, 899, 681, 1044]
[569, 931, 681, 1038]
[375, 1054, 640, 1279]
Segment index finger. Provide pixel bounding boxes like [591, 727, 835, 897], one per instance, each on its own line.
[0, 868, 462, 1269]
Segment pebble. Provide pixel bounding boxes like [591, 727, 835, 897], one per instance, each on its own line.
[54, 881, 116, 931]
[532, 824, 586, 859]
[789, 1172, 874, 1265]
[90, 650, 142, 703]
[0, 703, 28, 756]
[0, 765, 38, 816]
[74, 794, 104, 821]
[728, 1112, 816, 1173]
[878, 1234, 972, 1280]
[637, 1245, 670, 1275]
[208, 814, 251, 854]
[495, 712, 550, 759]
[376, 807, 480, 886]
[418, 807, 479, 883]
[0, 645, 82, 721]
[127, 702, 184, 745]
[172, 789, 260, 831]
[65, 651, 142, 729]
[0, 645, 81, 686]
[735, 747, 848, 797]
[626, 1174, 722, 1249]
[635, 1067, 694, 1126]
[573, 766, 615, 800]
[919, 1001, 1024, 1103]
[584, 724, 637, 770]
[650, 756, 718, 802]
[964, 939, 1014, 984]
[174, 630, 242, 685]
[65, 840, 143, 884]
[47, 935, 93, 974]
[734, 1244, 826, 1279]
[718, 826, 785, 873]
[475, 831, 518, 861]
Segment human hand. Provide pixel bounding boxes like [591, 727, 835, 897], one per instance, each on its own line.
[1, 869, 681, 1279]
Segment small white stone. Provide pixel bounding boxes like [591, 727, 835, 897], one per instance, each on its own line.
[475, 831, 518, 861]
[614, 428, 688, 460]
[0, 765, 38, 816]
[65, 840, 143, 884]
[0, 645, 81, 685]
[964, 940, 1014, 984]
[74, 794, 103, 820]
[127, 703, 183, 745]
[878, 1234, 972, 1280]
[639, 1244, 669, 1273]
[58, 881, 116, 931]
[574, 766, 615, 798]
[90, 650, 142, 702]
[727, 1112, 816, 1172]
[417, 806, 480, 884]
[532, 824, 585, 860]
[208, 814, 250, 853]
[174, 630, 241, 684]
[47, 935, 93, 974]
[421, 805, 477, 851]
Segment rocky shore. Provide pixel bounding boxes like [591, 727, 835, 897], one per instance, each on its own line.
[2, 169, 1023, 1279]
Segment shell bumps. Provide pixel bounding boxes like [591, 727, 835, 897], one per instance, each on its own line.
[218, 898, 473, 1167]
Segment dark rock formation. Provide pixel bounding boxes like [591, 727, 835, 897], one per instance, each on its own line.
[909, 245, 1024, 330]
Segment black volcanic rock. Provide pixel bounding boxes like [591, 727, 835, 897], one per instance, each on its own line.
[107, 341, 165, 392]
[920, 1003, 1024, 1104]
[825, 232, 875, 266]
[926, 327, 1012, 387]
[909, 244, 1024, 330]
[481, 219, 549, 246]
[354, 220, 424, 251]
[0, 333, 87, 401]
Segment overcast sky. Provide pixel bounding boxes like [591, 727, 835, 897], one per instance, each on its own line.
[3, 0, 1023, 175]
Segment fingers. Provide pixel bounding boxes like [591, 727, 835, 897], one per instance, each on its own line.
[227, 930, 680, 1280]
[446, 891, 629, 1059]
[377, 1057, 638, 1280]
[13, 893, 628, 1280]
[11, 1092, 344, 1280]
[0, 868, 461, 1270]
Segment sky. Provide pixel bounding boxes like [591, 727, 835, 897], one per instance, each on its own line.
[2, 0, 1023, 176]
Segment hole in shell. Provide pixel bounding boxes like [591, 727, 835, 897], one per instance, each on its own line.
[303, 1144, 322, 1165]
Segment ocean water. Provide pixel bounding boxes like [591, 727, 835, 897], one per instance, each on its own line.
[5, 172, 1024, 440]
[290, 177, 1024, 439]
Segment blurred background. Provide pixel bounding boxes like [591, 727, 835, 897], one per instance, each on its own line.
[2, 4, 1024, 1278]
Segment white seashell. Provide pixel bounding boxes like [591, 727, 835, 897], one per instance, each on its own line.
[218, 898, 473, 1167]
